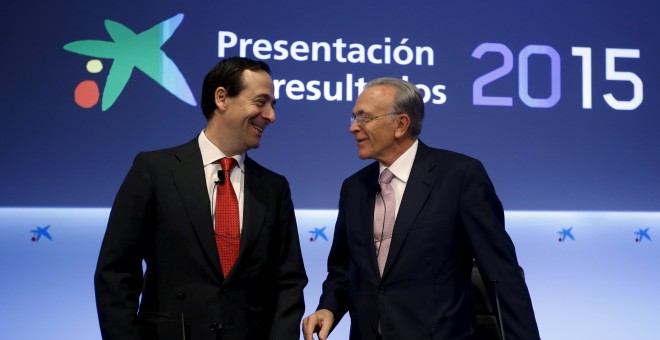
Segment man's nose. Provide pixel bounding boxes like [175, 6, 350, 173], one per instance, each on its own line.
[263, 105, 276, 123]
[349, 118, 360, 133]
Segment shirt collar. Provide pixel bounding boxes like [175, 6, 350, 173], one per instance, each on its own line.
[379, 139, 418, 183]
[198, 130, 245, 171]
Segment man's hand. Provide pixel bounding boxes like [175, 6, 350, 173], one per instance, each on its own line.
[302, 309, 334, 340]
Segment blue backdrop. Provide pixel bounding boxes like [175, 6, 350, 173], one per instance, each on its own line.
[1, 0, 658, 210]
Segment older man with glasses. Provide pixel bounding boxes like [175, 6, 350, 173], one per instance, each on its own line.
[303, 77, 540, 340]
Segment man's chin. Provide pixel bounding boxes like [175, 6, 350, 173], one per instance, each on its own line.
[356, 150, 371, 160]
[250, 138, 262, 149]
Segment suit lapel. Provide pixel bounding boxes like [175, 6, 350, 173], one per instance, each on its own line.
[171, 139, 223, 280]
[357, 163, 382, 280]
[382, 142, 436, 277]
[234, 156, 266, 274]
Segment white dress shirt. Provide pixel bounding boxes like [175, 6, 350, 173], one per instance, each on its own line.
[198, 131, 245, 231]
[378, 139, 419, 219]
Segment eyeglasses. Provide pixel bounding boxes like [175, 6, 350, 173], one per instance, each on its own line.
[350, 113, 397, 126]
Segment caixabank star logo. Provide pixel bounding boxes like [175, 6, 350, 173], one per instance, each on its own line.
[308, 227, 328, 242]
[634, 227, 651, 243]
[557, 227, 575, 242]
[63, 13, 196, 111]
[30, 225, 52, 242]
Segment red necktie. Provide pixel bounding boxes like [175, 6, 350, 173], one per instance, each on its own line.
[215, 157, 240, 278]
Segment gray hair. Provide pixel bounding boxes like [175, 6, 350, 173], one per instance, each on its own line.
[365, 77, 424, 137]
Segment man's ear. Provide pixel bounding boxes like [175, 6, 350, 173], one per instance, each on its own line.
[394, 113, 411, 139]
[215, 87, 229, 111]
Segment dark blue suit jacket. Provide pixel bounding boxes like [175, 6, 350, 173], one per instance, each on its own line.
[95, 138, 307, 340]
[318, 141, 539, 340]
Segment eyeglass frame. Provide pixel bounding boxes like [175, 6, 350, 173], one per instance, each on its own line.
[350, 112, 399, 126]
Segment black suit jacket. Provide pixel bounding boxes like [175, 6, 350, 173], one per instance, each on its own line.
[95, 138, 307, 340]
[318, 141, 539, 340]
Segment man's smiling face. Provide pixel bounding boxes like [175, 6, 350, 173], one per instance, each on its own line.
[220, 69, 276, 155]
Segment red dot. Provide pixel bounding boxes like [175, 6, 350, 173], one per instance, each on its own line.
[558, 238, 562, 242]
[31, 237, 36, 242]
[74, 80, 100, 108]
[309, 237, 314, 242]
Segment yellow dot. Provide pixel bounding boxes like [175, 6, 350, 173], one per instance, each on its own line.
[86, 59, 103, 73]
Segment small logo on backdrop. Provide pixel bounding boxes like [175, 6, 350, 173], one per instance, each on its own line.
[634, 227, 651, 243]
[31, 225, 53, 242]
[309, 227, 328, 242]
[63, 13, 196, 111]
[557, 227, 575, 242]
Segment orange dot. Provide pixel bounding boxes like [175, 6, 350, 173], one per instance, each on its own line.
[74, 80, 100, 109]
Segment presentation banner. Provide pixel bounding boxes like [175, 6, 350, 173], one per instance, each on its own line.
[1, 0, 659, 211]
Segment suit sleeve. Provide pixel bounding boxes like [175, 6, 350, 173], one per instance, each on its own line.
[94, 153, 153, 340]
[459, 159, 541, 340]
[316, 181, 351, 327]
[268, 178, 309, 340]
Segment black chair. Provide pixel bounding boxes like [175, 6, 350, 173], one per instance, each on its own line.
[471, 261, 504, 340]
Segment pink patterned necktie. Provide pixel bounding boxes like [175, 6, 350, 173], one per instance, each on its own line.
[374, 168, 395, 276]
[215, 157, 240, 278]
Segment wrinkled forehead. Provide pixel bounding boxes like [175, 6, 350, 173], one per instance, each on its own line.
[353, 85, 395, 115]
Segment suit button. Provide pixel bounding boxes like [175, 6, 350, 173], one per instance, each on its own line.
[378, 287, 385, 294]
[209, 322, 222, 332]
[220, 288, 228, 294]
[371, 325, 378, 333]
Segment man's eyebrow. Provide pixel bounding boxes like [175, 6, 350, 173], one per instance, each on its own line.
[252, 93, 276, 107]
[266, 94, 276, 106]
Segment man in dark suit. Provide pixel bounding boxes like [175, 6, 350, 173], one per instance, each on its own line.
[95, 57, 308, 340]
[303, 78, 540, 340]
